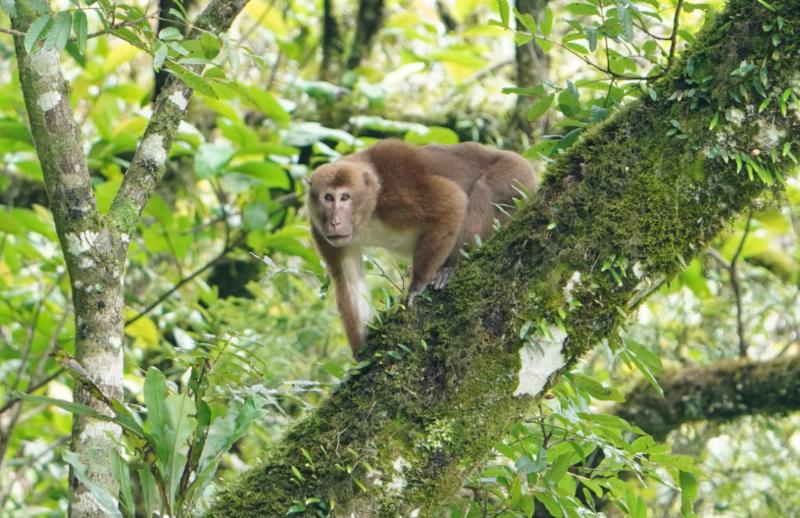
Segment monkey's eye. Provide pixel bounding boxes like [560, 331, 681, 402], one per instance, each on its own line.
[324, 193, 334, 202]
[340, 193, 351, 201]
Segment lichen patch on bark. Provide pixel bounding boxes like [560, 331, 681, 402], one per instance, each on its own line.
[514, 327, 566, 397]
[37, 90, 61, 111]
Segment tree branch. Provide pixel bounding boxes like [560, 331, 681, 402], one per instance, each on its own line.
[108, 0, 249, 232]
[616, 355, 800, 440]
[208, 1, 800, 515]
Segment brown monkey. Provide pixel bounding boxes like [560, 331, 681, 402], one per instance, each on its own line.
[307, 140, 537, 354]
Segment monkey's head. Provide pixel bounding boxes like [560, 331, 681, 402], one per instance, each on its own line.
[307, 161, 379, 247]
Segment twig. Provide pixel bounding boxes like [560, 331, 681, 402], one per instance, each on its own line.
[125, 238, 241, 326]
[707, 213, 752, 357]
[0, 27, 25, 37]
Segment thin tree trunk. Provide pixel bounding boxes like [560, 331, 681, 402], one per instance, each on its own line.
[207, 1, 800, 514]
[11, 1, 248, 515]
[345, 0, 385, 71]
[507, 0, 549, 146]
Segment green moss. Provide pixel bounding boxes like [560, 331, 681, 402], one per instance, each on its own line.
[107, 197, 140, 235]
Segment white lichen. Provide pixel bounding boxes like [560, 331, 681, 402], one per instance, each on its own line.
[409, 509, 421, 518]
[65, 230, 99, 255]
[727, 108, 745, 126]
[37, 91, 61, 112]
[109, 335, 122, 349]
[392, 457, 409, 472]
[755, 123, 785, 151]
[365, 469, 383, 487]
[139, 134, 167, 168]
[84, 349, 123, 389]
[387, 456, 409, 494]
[120, 233, 131, 244]
[30, 47, 60, 79]
[72, 490, 104, 516]
[562, 271, 582, 303]
[168, 90, 188, 110]
[514, 326, 567, 397]
[78, 420, 120, 444]
[79, 256, 95, 269]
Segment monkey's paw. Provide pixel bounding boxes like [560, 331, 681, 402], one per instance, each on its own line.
[406, 289, 422, 309]
[431, 266, 455, 290]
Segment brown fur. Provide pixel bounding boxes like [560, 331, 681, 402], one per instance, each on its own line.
[308, 140, 537, 354]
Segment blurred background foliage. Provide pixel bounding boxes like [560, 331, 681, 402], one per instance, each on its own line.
[1, 0, 799, 515]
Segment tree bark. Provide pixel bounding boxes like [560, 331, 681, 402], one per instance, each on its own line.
[319, 0, 344, 82]
[345, 0, 385, 71]
[11, 1, 247, 515]
[507, 0, 550, 145]
[207, 1, 800, 515]
[616, 354, 800, 440]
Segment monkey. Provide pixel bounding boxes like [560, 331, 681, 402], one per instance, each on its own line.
[307, 140, 537, 354]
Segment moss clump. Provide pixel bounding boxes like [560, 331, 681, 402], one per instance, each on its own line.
[107, 198, 140, 235]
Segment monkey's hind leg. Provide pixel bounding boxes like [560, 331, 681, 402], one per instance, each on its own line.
[431, 266, 455, 290]
[407, 181, 467, 307]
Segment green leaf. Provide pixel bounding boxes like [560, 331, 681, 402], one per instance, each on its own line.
[144, 367, 170, 464]
[229, 84, 290, 124]
[159, 26, 183, 41]
[165, 62, 217, 98]
[18, 393, 105, 419]
[63, 451, 124, 518]
[164, 393, 197, 507]
[572, 373, 625, 401]
[565, 3, 599, 16]
[497, 0, 510, 27]
[111, 450, 135, 518]
[545, 453, 572, 485]
[541, 7, 554, 36]
[195, 142, 235, 179]
[153, 41, 168, 71]
[0, 0, 16, 17]
[73, 10, 87, 54]
[679, 470, 698, 517]
[45, 11, 72, 50]
[405, 126, 460, 145]
[25, 15, 52, 53]
[527, 94, 554, 121]
[138, 467, 160, 516]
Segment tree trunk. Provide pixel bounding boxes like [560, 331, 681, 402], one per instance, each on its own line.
[11, 1, 248, 515]
[207, 1, 800, 515]
[345, 0, 385, 71]
[11, 5, 126, 515]
[507, 0, 550, 145]
[320, 0, 344, 82]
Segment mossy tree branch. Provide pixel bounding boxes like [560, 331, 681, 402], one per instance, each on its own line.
[11, 0, 247, 516]
[208, 1, 800, 515]
[616, 354, 800, 440]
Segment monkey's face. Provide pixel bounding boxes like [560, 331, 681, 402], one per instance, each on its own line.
[308, 163, 376, 247]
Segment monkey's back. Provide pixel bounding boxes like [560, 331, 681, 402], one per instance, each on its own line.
[357, 140, 536, 205]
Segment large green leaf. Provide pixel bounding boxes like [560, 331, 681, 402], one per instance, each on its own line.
[63, 451, 123, 518]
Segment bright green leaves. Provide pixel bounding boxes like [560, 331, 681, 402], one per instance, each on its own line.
[620, 338, 664, 397]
